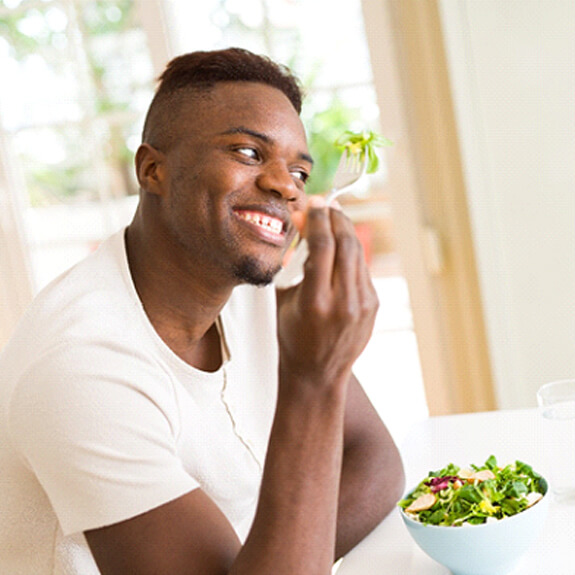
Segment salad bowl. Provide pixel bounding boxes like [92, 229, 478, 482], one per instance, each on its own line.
[399, 456, 549, 575]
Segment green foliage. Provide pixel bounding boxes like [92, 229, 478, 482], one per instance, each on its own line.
[27, 163, 91, 204]
[0, 7, 61, 60]
[1, 0, 140, 205]
[80, 0, 134, 35]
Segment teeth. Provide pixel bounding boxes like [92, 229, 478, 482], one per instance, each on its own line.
[238, 211, 283, 235]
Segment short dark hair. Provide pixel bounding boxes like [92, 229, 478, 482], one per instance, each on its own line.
[142, 48, 304, 149]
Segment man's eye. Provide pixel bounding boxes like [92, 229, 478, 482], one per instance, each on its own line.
[236, 147, 259, 160]
[291, 170, 310, 184]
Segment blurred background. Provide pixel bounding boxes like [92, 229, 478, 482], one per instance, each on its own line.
[1, 0, 573, 444]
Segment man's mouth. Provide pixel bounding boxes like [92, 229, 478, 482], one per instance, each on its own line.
[234, 209, 288, 246]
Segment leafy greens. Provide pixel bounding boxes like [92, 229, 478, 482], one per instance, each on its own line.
[334, 130, 392, 174]
[398, 455, 547, 527]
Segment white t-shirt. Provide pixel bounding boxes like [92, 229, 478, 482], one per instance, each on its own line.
[0, 229, 279, 574]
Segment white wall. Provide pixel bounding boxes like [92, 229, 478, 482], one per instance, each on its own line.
[438, 0, 575, 408]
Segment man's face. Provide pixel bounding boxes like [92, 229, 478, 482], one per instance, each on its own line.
[155, 82, 311, 286]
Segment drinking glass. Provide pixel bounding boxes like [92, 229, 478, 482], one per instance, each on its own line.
[537, 379, 575, 503]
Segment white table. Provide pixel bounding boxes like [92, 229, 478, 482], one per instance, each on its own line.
[336, 409, 575, 575]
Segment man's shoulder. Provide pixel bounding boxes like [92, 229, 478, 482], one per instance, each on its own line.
[27, 229, 131, 325]
[0, 230, 143, 376]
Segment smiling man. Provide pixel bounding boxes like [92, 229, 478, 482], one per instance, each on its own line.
[0, 48, 404, 575]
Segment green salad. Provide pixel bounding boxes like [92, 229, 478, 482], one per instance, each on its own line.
[398, 455, 547, 527]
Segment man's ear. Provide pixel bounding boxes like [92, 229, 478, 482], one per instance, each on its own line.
[135, 143, 166, 195]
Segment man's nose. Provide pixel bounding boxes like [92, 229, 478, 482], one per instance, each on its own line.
[256, 160, 303, 204]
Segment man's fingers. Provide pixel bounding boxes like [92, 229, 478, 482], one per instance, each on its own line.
[302, 197, 335, 290]
[300, 198, 375, 318]
[327, 207, 378, 328]
[329, 208, 360, 298]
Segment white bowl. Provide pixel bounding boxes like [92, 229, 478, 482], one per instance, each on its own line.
[400, 488, 549, 575]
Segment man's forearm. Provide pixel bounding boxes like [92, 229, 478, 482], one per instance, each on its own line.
[334, 376, 406, 559]
[230, 374, 348, 575]
[335, 431, 405, 559]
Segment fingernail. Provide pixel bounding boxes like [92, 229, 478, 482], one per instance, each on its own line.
[308, 195, 326, 208]
[331, 200, 343, 211]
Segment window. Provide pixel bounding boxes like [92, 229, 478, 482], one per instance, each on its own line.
[0, 0, 155, 290]
[0, 0, 428, 438]
[0, 0, 400, 289]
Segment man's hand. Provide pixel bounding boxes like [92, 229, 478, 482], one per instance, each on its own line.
[276, 197, 403, 560]
[276, 196, 379, 385]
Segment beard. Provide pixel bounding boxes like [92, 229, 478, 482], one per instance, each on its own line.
[232, 255, 282, 287]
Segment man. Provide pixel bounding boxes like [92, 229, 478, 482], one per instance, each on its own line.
[0, 48, 404, 574]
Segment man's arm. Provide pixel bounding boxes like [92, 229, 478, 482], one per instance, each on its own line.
[336, 373, 405, 559]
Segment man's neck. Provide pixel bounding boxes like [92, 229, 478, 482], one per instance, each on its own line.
[125, 221, 234, 371]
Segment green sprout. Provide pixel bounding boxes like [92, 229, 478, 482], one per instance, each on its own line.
[334, 130, 393, 174]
